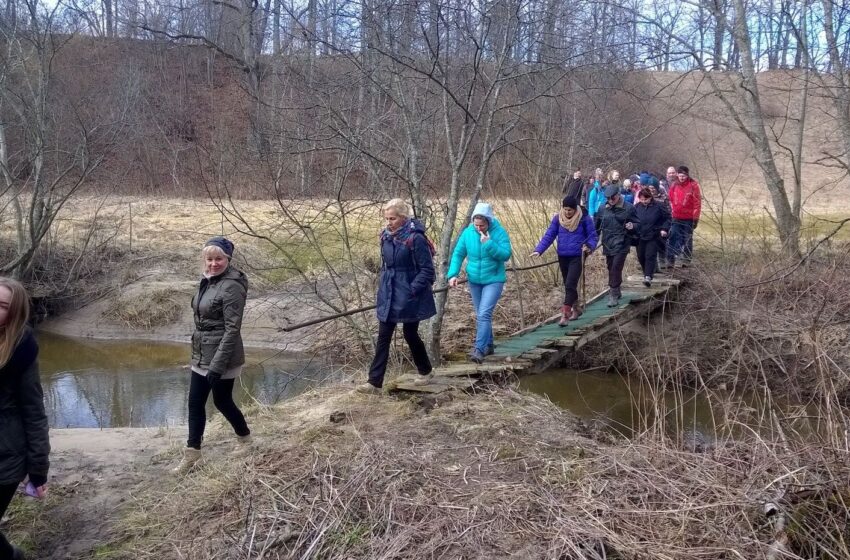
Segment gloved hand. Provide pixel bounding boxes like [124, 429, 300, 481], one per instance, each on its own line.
[207, 370, 222, 386]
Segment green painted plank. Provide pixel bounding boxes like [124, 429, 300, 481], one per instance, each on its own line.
[488, 286, 671, 358]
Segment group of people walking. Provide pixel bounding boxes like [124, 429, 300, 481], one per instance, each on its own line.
[359, 164, 702, 392]
[0, 165, 702, 557]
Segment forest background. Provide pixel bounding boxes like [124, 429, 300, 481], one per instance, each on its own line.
[0, 0, 849, 359]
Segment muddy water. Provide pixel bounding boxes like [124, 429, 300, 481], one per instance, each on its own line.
[38, 332, 334, 428]
[521, 369, 730, 440]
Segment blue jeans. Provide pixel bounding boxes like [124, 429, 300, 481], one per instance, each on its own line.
[667, 219, 694, 265]
[468, 282, 504, 354]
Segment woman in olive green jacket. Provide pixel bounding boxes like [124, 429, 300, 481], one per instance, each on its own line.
[173, 237, 251, 474]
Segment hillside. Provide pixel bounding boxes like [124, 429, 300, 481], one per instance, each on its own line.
[5, 36, 845, 205]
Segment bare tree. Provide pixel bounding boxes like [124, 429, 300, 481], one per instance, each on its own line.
[0, 0, 128, 278]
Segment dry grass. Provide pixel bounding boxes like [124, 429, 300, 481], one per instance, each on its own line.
[102, 288, 183, 329]
[96, 382, 849, 560]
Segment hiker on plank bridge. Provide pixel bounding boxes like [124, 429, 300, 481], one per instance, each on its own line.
[530, 195, 597, 327]
[447, 202, 513, 364]
[356, 199, 436, 394]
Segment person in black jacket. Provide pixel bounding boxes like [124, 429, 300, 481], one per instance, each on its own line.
[634, 188, 671, 287]
[594, 185, 640, 307]
[0, 277, 49, 560]
[562, 169, 583, 200]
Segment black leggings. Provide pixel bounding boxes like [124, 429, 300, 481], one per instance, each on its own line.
[637, 238, 659, 279]
[368, 321, 432, 388]
[558, 255, 583, 306]
[0, 482, 18, 560]
[187, 371, 250, 450]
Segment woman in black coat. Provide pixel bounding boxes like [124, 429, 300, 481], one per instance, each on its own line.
[357, 198, 436, 394]
[634, 187, 671, 287]
[0, 277, 49, 560]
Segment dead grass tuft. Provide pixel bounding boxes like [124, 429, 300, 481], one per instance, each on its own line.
[102, 288, 183, 329]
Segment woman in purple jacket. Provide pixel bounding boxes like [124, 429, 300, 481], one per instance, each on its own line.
[531, 196, 598, 326]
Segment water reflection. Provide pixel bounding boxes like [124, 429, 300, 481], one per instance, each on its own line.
[520, 369, 723, 439]
[38, 332, 334, 428]
[520, 369, 824, 442]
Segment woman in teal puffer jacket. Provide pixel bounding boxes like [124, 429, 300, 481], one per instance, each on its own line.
[447, 202, 513, 363]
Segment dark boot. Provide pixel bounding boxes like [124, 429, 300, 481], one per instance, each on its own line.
[607, 288, 621, 307]
[558, 304, 571, 327]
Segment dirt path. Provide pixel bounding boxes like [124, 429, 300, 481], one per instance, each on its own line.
[18, 427, 186, 559]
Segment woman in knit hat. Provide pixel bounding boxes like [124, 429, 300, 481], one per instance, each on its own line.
[173, 236, 252, 474]
[531, 196, 598, 325]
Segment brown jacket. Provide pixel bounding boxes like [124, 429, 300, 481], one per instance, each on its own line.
[190, 266, 248, 374]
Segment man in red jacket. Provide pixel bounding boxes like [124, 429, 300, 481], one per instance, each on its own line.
[666, 165, 701, 268]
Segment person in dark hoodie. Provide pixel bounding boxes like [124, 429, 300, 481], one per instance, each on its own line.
[0, 277, 49, 560]
[634, 187, 671, 287]
[595, 184, 640, 307]
[173, 237, 251, 474]
[531, 196, 597, 326]
[358, 199, 436, 393]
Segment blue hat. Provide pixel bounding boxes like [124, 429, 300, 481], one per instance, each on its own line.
[639, 172, 651, 185]
[603, 184, 620, 198]
[204, 236, 234, 258]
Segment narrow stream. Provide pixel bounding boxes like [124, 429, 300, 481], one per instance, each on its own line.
[519, 368, 822, 443]
[519, 369, 719, 439]
[39, 332, 821, 442]
[38, 332, 335, 428]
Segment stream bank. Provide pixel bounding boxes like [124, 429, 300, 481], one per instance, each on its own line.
[8, 384, 843, 559]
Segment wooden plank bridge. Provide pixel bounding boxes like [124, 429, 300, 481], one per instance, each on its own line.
[391, 276, 681, 394]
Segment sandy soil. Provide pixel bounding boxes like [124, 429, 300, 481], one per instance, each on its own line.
[2, 426, 185, 559]
[39, 275, 324, 352]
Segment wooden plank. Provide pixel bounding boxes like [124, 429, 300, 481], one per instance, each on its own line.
[626, 275, 680, 286]
[553, 336, 580, 348]
[573, 299, 657, 351]
[393, 375, 479, 393]
[434, 368, 483, 378]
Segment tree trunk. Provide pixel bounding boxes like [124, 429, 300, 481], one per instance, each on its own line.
[730, 0, 800, 256]
[104, 0, 114, 37]
[820, 0, 850, 176]
[272, 0, 280, 54]
[712, 0, 725, 69]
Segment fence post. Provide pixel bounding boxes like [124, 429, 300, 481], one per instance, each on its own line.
[510, 255, 526, 331]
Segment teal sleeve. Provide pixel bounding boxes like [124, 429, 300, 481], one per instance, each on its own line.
[483, 227, 512, 262]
